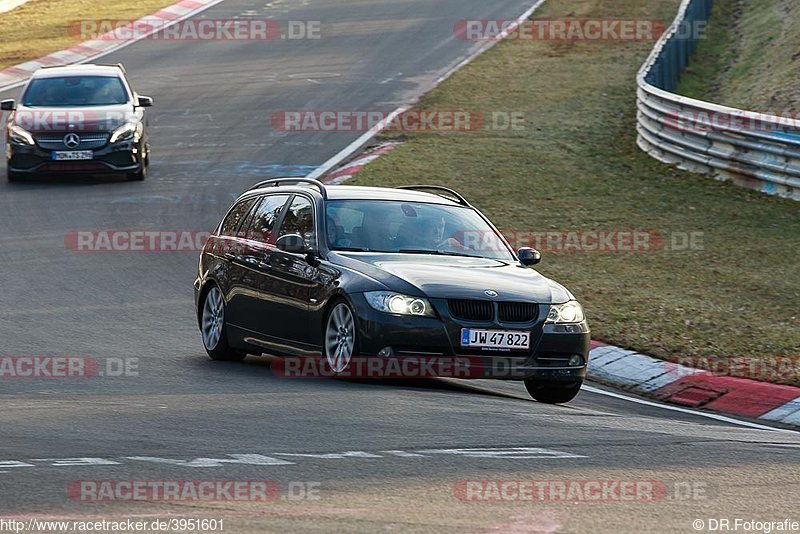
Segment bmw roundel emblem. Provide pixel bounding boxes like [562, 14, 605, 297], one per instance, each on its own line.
[484, 290, 498, 298]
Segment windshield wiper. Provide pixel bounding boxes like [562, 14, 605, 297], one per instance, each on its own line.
[333, 246, 373, 252]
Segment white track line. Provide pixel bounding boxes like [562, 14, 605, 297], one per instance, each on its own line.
[0, 0, 229, 93]
[307, 107, 408, 180]
[307, 0, 546, 180]
[581, 384, 797, 433]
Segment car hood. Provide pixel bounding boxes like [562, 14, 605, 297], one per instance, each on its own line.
[12, 104, 135, 133]
[332, 253, 574, 303]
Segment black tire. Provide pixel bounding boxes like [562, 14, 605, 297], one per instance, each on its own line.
[200, 285, 245, 362]
[524, 380, 583, 404]
[126, 151, 147, 181]
[7, 169, 23, 182]
[126, 165, 145, 181]
[323, 299, 359, 376]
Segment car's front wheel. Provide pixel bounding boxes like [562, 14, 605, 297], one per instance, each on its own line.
[324, 301, 357, 374]
[200, 285, 245, 362]
[524, 379, 583, 404]
[7, 168, 23, 182]
[126, 164, 146, 181]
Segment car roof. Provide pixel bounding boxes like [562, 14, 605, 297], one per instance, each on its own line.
[245, 184, 464, 206]
[326, 185, 462, 205]
[31, 64, 124, 79]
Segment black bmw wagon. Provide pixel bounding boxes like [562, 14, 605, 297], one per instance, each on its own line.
[194, 179, 590, 403]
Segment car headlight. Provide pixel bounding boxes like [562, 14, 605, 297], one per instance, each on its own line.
[364, 291, 436, 317]
[109, 122, 136, 143]
[8, 125, 34, 145]
[546, 301, 585, 324]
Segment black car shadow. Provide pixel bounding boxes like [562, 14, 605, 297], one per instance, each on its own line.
[4, 172, 132, 187]
[198, 353, 533, 403]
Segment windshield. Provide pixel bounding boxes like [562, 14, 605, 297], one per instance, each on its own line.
[21, 76, 129, 107]
[325, 199, 515, 261]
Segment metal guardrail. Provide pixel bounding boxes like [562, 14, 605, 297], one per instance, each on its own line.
[636, 0, 800, 200]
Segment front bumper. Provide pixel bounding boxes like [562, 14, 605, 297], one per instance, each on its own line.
[350, 294, 589, 382]
[6, 140, 142, 174]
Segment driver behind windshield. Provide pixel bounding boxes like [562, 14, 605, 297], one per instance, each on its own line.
[408, 215, 468, 252]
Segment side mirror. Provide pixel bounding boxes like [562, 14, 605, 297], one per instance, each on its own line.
[276, 234, 307, 254]
[136, 95, 153, 108]
[518, 247, 541, 266]
[0, 99, 15, 111]
[305, 251, 320, 267]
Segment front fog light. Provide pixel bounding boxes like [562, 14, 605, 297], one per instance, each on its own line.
[568, 354, 584, 367]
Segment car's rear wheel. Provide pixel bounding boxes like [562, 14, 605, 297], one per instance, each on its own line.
[324, 301, 357, 374]
[201, 286, 245, 362]
[524, 379, 583, 404]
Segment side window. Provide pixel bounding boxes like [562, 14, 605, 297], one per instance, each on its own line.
[277, 196, 315, 248]
[247, 194, 290, 243]
[220, 197, 257, 237]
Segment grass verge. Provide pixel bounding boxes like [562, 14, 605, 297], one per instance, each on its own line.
[0, 0, 175, 71]
[678, 0, 800, 109]
[350, 0, 800, 381]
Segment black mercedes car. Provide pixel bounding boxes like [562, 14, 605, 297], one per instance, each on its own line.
[2, 63, 152, 181]
[194, 179, 590, 403]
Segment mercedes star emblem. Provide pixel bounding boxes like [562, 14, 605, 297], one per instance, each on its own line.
[63, 133, 81, 149]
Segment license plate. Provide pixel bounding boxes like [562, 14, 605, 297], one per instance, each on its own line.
[461, 328, 530, 350]
[52, 151, 93, 161]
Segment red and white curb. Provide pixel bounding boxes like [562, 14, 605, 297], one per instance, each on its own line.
[321, 154, 800, 428]
[588, 341, 800, 426]
[320, 142, 399, 185]
[0, 0, 225, 92]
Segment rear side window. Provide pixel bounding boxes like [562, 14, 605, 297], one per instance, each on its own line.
[246, 195, 290, 243]
[278, 196, 315, 247]
[220, 198, 258, 237]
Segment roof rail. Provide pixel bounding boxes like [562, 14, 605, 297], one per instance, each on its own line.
[395, 185, 470, 206]
[248, 177, 327, 198]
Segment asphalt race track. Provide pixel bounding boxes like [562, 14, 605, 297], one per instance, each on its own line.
[1, 0, 799, 532]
